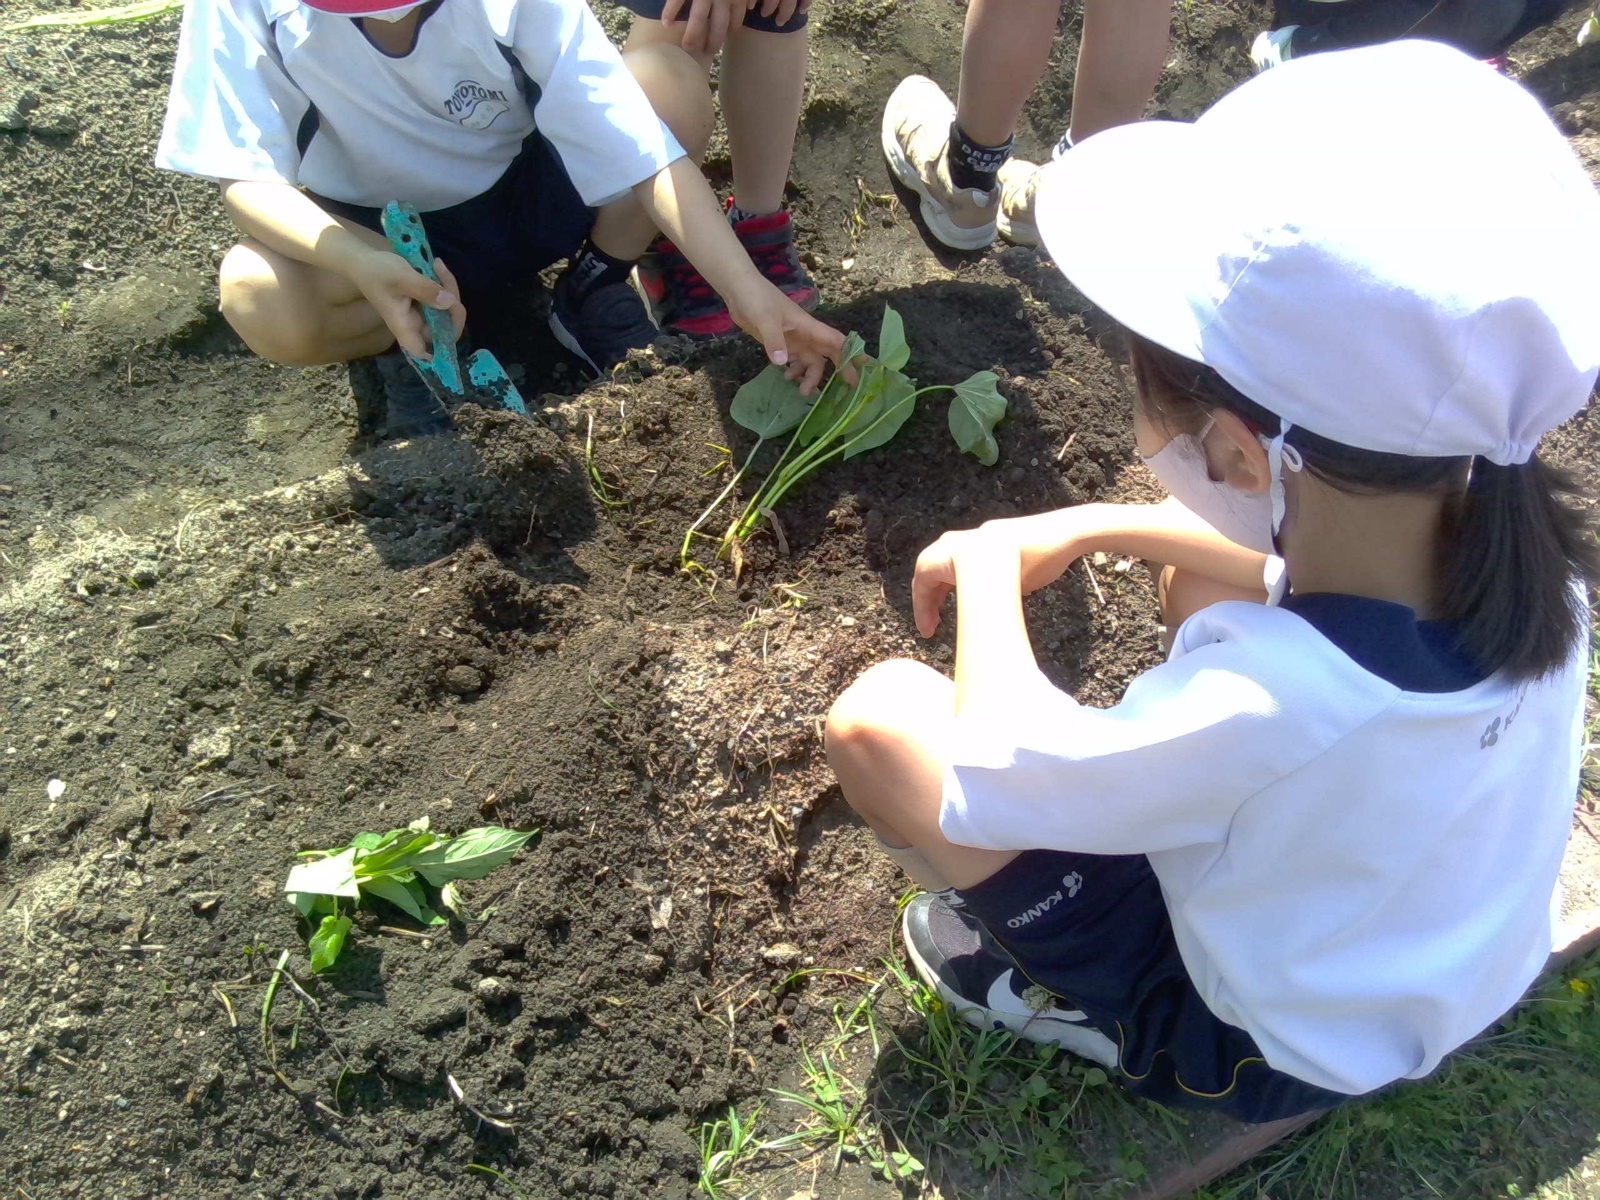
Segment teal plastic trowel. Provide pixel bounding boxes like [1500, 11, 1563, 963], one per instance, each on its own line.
[379, 201, 527, 416]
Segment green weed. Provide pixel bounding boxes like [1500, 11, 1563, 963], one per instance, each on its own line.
[697, 1103, 764, 1200]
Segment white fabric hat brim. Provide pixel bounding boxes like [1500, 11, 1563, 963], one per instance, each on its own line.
[1035, 120, 1223, 369]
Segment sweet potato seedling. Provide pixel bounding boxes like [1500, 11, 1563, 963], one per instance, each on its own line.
[283, 816, 535, 972]
[679, 304, 1006, 568]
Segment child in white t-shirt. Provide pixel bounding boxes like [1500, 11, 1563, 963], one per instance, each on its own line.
[156, 0, 844, 436]
[826, 41, 1600, 1122]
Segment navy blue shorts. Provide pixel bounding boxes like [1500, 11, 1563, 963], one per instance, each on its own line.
[308, 131, 595, 315]
[956, 850, 1354, 1123]
[612, 0, 809, 34]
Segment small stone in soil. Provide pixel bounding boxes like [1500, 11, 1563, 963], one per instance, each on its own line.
[443, 665, 483, 695]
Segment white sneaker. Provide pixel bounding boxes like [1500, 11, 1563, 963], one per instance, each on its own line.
[881, 75, 999, 252]
[996, 157, 1042, 247]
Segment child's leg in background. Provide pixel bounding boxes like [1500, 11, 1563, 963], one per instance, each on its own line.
[953, 0, 1063, 150]
[1068, 0, 1172, 143]
[219, 218, 394, 366]
[721, 22, 808, 218]
[587, 42, 715, 260]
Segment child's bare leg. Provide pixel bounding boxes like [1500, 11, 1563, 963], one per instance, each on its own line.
[218, 220, 392, 365]
[590, 42, 715, 260]
[1069, 0, 1171, 142]
[721, 24, 807, 215]
[1154, 563, 1268, 653]
[826, 659, 1019, 891]
[954, 0, 1063, 146]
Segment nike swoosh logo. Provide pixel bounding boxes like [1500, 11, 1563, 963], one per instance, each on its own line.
[985, 969, 1086, 1023]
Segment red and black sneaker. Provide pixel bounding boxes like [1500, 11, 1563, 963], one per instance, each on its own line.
[729, 201, 820, 311]
[633, 237, 736, 338]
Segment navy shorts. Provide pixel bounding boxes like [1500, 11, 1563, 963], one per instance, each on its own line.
[308, 132, 595, 314]
[956, 850, 1354, 1124]
[612, 0, 809, 34]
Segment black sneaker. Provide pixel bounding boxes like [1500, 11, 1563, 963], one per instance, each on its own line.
[901, 893, 1120, 1068]
[373, 348, 451, 438]
[549, 265, 659, 375]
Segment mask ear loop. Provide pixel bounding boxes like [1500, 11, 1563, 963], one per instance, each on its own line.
[1264, 423, 1304, 540]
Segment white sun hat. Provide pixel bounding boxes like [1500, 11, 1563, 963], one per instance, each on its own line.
[1035, 40, 1600, 465]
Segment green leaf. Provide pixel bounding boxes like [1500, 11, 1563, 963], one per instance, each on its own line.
[289, 891, 316, 918]
[360, 875, 437, 924]
[353, 832, 439, 878]
[877, 305, 909, 373]
[308, 914, 352, 974]
[284, 847, 360, 901]
[947, 370, 1007, 466]
[730, 365, 811, 439]
[408, 827, 536, 886]
[842, 367, 916, 460]
[796, 332, 867, 445]
[348, 831, 393, 852]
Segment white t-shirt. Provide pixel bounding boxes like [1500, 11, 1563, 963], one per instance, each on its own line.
[941, 597, 1586, 1096]
[156, 0, 685, 210]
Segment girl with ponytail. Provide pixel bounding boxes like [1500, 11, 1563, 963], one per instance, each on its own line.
[825, 41, 1600, 1122]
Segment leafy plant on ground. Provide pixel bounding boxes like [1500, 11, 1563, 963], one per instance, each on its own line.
[679, 304, 1007, 569]
[6, 0, 183, 31]
[283, 816, 535, 972]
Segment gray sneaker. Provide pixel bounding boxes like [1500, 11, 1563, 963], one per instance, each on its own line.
[373, 349, 451, 438]
[901, 893, 1121, 1068]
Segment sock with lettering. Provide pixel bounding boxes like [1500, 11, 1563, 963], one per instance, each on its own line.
[946, 121, 1013, 193]
[566, 240, 634, 301]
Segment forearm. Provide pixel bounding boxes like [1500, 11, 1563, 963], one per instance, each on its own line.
[633, 157, 768, 307]
[1028, 498, 1269, 591]
[951, 545, 1037, 717]
[219, 179, 375, 278]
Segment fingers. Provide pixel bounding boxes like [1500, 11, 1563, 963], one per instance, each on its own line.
[911, 546, 957, 637]
[682, 0, 710, 52]
[705, 0, 733, 54]
[772, 0, 799, 25]
[661, 0, 685, 22]
[393, 263, 457, 312]
[382, 298, 429, 361]
[759, 0, 778, 15]
[433, 258, 468, 342]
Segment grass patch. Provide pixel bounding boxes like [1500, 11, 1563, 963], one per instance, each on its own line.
[698, 940, 1600, 1199]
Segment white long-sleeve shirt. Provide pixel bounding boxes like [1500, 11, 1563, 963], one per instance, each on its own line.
[942, 594, 1585, 1095]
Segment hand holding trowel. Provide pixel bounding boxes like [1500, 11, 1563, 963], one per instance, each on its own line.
[380, 201, 527, 417]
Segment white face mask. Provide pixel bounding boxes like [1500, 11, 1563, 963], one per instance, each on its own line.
[363, 4, 420, 21]
[1139, 417, 1302, 556]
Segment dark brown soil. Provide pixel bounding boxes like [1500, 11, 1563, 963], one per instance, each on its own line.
[2, 2, 1598, 1198]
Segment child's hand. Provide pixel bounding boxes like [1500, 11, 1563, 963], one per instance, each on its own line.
[726, 283, 851, 396]
[912, 525, 1026, 637]
[348, 249, 467, 361]
[660, 0, 748, 55]
[752, 0, 807, 27]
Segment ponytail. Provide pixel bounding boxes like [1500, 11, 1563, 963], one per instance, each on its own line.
[1441, 455, 1599, 681]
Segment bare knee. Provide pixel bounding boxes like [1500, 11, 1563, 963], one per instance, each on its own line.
[219, 242, 337, 366]
[825, 659, 944, 761]
[622, 43, 715, 161]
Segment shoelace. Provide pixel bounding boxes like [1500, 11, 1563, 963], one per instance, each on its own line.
[746, 237, 800, 286]
[659, 247, 720, 309]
